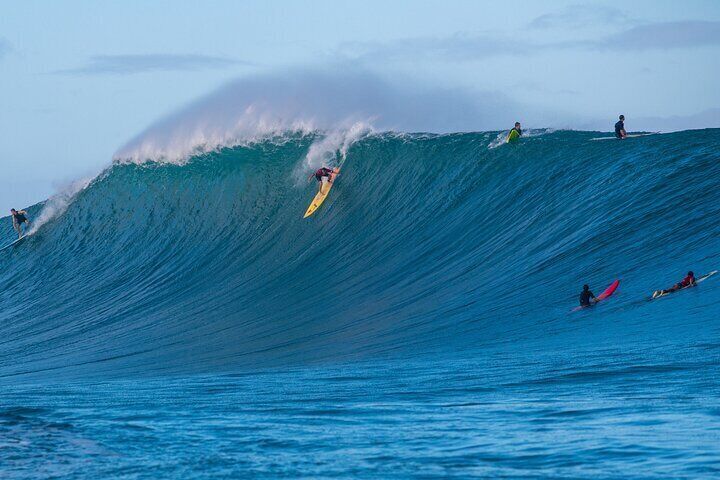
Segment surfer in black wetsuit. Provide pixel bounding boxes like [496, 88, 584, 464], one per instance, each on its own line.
[10, 208, 30, 239]
[308, 167, 338, 193]
[579, 284, 597, 307]
[615, 115, 627, 139]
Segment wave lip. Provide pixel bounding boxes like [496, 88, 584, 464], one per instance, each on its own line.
[113, 68, 528, 164]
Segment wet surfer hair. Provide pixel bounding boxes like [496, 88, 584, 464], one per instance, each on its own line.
[583, 284, 589, 291]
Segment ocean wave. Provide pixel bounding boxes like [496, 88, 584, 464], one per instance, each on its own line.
[1, 128, 720, 381]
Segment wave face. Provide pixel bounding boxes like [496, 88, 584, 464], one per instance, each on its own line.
[2, 129, 720, 381]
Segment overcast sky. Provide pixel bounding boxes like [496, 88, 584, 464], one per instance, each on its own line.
[1, 0, 719, 207]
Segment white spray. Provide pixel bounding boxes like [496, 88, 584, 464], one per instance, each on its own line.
[113, 68, 528, 165]
[27, 176, 95, 236]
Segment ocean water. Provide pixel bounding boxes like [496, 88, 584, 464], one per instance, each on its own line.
[2, 129, 720, 478]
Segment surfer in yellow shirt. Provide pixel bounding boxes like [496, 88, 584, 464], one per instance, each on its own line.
[507, 122, 522, 142]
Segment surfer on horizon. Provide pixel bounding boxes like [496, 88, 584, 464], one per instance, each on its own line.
[615, 115, 627, 139]
[507, 122, 522, 142]
[653, 271, 696, 298]
[308, 166, 338, 194]
[10, 208, 30, 239]
[579, 284, 597, 307]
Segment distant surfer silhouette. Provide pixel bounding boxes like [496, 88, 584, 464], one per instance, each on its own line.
[615, 115, 627, 139]
[10, 208, 30, 239]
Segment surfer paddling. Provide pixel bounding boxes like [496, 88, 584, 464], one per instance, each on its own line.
[615, 115, 627, 139]
[10, 209, 30, 239]
[308, 166, 339, 194]
[579, 284, 597, 307]
[652, 271, 696, 298]
[507, 122, 522, 142]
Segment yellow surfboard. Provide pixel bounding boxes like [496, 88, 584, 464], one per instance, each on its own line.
[506, 129, 520, 143]
[304, 168, 340, 218]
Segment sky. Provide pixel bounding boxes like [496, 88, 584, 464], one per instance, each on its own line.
[1, 0, 720, 207]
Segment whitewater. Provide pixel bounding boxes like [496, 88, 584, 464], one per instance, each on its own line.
[2, 126, 720, 478]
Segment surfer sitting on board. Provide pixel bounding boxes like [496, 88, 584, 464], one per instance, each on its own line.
[308, 167, 338, 193]
[507, 122, 522, 141]
[615, 115, 627, 139]
[579, 284, 597, 307]
[654, 271, 696, 298]
[10, 209, 30, 239]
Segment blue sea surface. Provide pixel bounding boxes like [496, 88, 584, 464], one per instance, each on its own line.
[1, 130, 720, 477]
[4, 343, 720, 478]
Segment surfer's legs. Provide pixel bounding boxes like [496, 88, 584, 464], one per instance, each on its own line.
[13, 222, 22, 238]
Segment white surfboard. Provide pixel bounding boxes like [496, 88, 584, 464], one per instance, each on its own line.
[0, 235, 26, 252]
[591, 133, 659, 141]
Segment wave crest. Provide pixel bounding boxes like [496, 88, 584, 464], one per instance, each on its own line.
[113, 68, 524, 164]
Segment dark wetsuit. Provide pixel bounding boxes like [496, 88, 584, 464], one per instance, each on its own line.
[512, 127, 523, 136]
[579, 290, 596, 307]
[314, 167, 334, 181]
[12, 212, 28, 238]
[615, 120, 625, 138]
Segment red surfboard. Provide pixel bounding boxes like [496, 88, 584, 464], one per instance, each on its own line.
[596, 279, 620, 300]
[572, 279, 620, 311]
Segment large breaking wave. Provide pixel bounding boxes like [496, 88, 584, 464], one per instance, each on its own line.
[2, 125, 720, 381]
